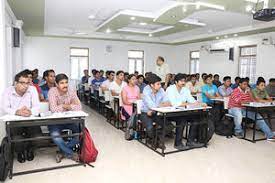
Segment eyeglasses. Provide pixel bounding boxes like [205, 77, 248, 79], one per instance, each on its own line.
[18, 81, 31, 86]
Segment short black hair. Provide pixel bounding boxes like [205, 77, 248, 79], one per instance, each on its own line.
[223, 76, 231, 82]
[191, 74, 197, 78]
[256, 79, 265, 85]
[95, 70, 100, 75]
[109, 70, 115, 75]
[22, 69, 32, 76]
[257, 77, 265, 83]
[14, 71, 29, 82]
[43, 69, 55, 79]
[55, 73, 68, 84]
[116, 70, 124, 76]
[269, 78, 275, 83]
[204, 74, 212, 81]
[147, 73, 161, 85]
[157, 56, 165, 62]
[100, 70, 104, 73]
[245, 77, 250, 81]
[240, 78, 249, 84]
[235, 76, 241, 81]
[214, 74, 219, 78]
[126, 74, 136, 83]
[137, 74, 144, 79]
[174, 73, 186, 83]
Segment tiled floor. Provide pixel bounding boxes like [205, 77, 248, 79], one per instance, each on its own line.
[6, 104, 275, 183]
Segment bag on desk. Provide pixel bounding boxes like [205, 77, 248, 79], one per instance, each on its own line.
[80, 128, 98, 163]
[0, 137, 10, 181]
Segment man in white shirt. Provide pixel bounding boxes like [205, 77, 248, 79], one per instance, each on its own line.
[101, 70, 115, 92]
[155, 56, 170, 84]
[166, 73, 206, 149]
[109, 70, 127, 107]
[2, 70, 41, 163]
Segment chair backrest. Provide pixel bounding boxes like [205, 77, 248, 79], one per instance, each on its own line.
[104, 90, 111, 102]
[135, 99, 143, 114]
[99, 87, 103, 97]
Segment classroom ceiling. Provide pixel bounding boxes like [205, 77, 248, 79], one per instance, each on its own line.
[7, 0, 275, 45]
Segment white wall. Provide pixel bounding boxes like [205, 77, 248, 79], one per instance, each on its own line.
[23, 32, 275, 83]
[174, 32, 275, 81]
[23, 36, 177, 77]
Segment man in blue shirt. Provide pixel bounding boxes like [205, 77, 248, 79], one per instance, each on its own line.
[201, 75, 221, 105]
[166, 73, 205, 149]
[231, 76, 241, 89]
[40, 70, 55, 101]
[91, 70, 105, 91]
[140, 74, 172, 149]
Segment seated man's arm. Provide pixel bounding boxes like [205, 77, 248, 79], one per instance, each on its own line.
[30, 86, 40, 115]
[2, 90, 17, 115]
[70, 91, 82, 111]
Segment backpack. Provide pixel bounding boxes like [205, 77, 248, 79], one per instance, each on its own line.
[198, 118, 215, 144]
[80, 128, 98, 163]
[124, 112, 137, 141]
[215, 115, 234, 138]
[0, 137, 10, 182]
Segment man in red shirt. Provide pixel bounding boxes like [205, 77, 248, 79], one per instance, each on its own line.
[228, 78, 275, 141]
[48, 74, 82, 162]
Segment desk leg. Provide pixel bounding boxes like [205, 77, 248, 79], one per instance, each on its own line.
[161, 114, 166, 157]
[253, 109, 257, 143]
[244, 108, 248, 139]
[6, 124, 14, 179]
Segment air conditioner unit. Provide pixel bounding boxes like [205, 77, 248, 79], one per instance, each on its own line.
[209, 44, 230, 53]
[262, 37, 275, 45]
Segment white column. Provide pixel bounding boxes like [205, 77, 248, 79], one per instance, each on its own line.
[0, 0, 6, 94]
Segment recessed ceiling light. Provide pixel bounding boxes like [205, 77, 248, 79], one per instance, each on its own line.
[171, 15, 176, 18]
[182, 5, 187, 12]
[246, 5, 253, 12]
[139, 22, 147, 26]
[106, 29, 111, 34]
[130, 17, 136, 20]
[196, 4, 201, 10]
[88, 15, 95, 20]
[234, 34, 238, 37]
[224, 35, 228, 38]
[216, 36, 220, 40]
[149, 33, 152, 37]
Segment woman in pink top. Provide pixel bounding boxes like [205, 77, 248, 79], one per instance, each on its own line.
[121, 74, 140, 120]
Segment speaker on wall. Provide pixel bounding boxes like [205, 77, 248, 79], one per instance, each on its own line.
[13, 27, 20, 47]
[229, 47, 234, 61]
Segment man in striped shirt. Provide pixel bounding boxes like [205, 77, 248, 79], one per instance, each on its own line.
[48, 74, 82, 162]
[228, 78, 275, 141]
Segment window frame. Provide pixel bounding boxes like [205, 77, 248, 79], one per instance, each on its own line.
[128, 50, 145, 74]
[70, 47, 90, 80]
[189, 50, 200, 74]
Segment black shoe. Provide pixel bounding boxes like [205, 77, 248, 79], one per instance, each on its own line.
[26, 149, 34, 161]
[174, 144, 189, 150]
[17, 152, 26, 163]
[186, 142, 205, 148]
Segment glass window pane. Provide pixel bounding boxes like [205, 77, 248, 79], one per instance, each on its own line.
[71, 57, 79, 80]
[129, 59, 135, 74]
[191, 51, 200, 59]
[136, 59, 143, 74]
[70, 48, 89, 56]
[128, 51, 143, 58]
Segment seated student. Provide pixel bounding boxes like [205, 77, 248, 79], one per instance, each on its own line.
[198, 73, 207, 88]
[101, 70, 115, 93]
[266, 78, 275, 97]
[121, 74, 140, 120]
[144, 72, 152, 85]
[140, 74, 173, 148]
[163, 73, 173, 90]
[186, 74, 201, 95]
[81, 69, 90, 86]
[213, 74, 222, 87]
[137, 74, 146, 93]
[91, 70, 105, 91]
[48, 74, 82, 162]
[2, 71, 41, 163]
[252, 79, 272, 102]
[166, 73, 205, 149]
[32, 68, 42, 85]
[201, 75, 222, 105]
[231, 76, 241, 89]
[99, 70, 105, 80]
[124, 72, 130, 83]
[195, 73, 200, 82]
[109, 71, 127, 108]
[134, 71, 139, 77]
[40, 70, 55, 101]
[218, 76, 233, 97]
[228, 78, 275, 140]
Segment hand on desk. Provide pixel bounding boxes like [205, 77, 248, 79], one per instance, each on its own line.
[15, 106, 32, 117]
[159, 102, 171, 107]
[62, 104, 72, 111]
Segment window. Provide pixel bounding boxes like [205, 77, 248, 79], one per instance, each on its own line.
[128, 50, 144, 74]
[70, 48, 89, 80]
[190, 51, 200, 74]
[239, 46, 257, 83]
